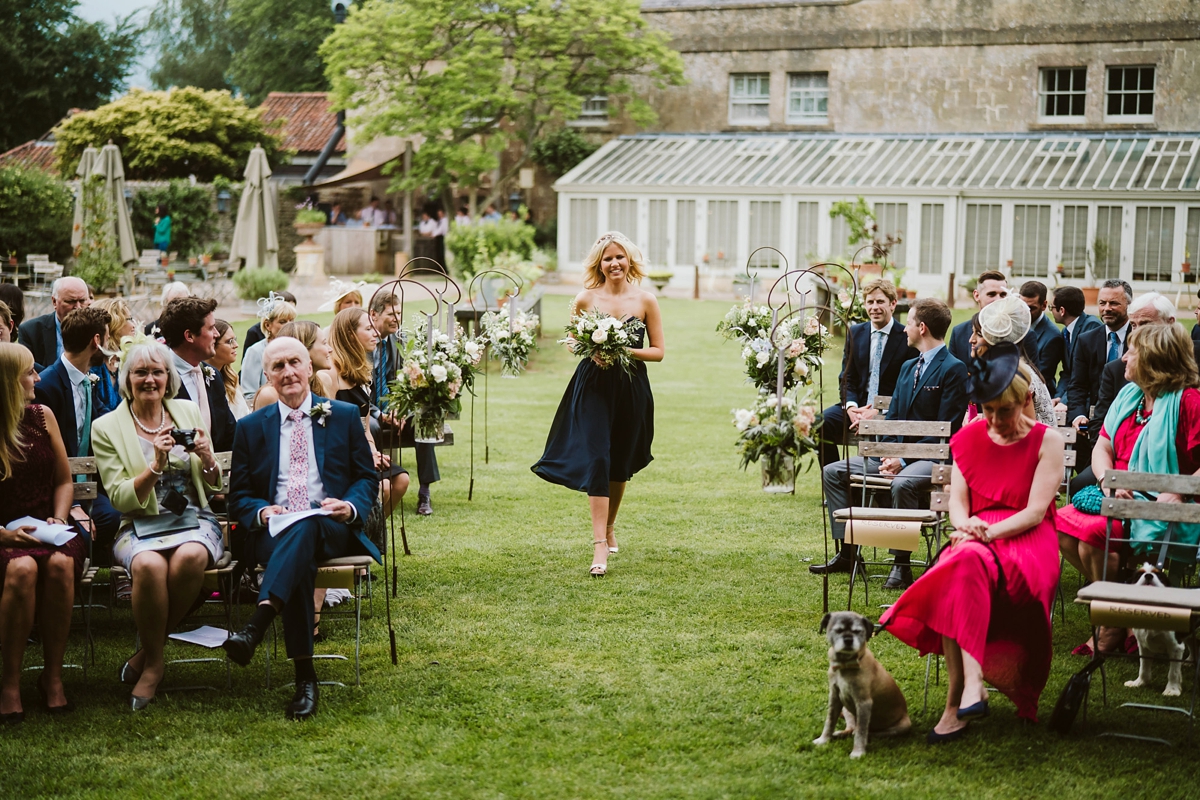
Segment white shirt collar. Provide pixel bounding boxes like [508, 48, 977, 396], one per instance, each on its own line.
[277, 393, 313, 425]
[1110, 323, 1130, 343]
[1066, 318, 1078, 334]
[871, 318, 894, 336]
[60, 353, 87, 385]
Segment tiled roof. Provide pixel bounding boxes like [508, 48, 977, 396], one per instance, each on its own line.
[260, 92, 345, 155]
[0, 140, 59, 174]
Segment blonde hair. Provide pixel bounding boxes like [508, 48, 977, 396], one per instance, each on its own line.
[92, 297, 135, 347]
[277, 320, 326, 396]
[0, 343, 32, 479]
[994, 362, 1034, 408]
[330, 307, 372, 387]
[581, 231, 646, 289]
[1129, 322, 1200, 398]
[262, 301, 297, 337]
[335, 291, 362, 314]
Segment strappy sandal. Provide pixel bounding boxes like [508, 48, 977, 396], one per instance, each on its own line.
[590, 539, 607, 577]
[606, 524, 618, 554]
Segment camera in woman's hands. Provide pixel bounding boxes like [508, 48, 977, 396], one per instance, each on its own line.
[171, 429, 197, 451]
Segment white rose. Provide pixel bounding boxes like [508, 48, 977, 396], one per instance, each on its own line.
[430, 364, 448, 383]
[756, 351, 770, 366]
[464, 341, 481, 358]
[591, 329, 607, 344]
[733, 408, 753, 431]
[794, 360, 809, 377]
[741, 347, 752, 360]
[837, 291, 850, 305]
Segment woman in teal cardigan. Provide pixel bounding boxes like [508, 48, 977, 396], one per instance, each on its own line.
[92, 338, 224, 710]
[153, 205, 171, 255]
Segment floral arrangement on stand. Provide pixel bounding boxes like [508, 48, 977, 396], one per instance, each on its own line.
[481, 304, 540, 377]
[717, 301, 828, 392]
[830, 287, 868, 326]
[386, 321, 482, 443]
[561, 311, 645, 375]
[732, 392, 821, 493]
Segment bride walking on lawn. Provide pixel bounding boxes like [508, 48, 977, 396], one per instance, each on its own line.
[532, 231, 665, 577]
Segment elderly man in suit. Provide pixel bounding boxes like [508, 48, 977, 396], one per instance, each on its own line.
[368, 290, 440, 515]
[33, 306, 122, 544]
[1049, 285, 1103, 398]
[225, 337, 381, 720]
[813, 298, 969, 589]
[1019, 281, 1066, 395]
[18, 277, 89, 368]
[158, 297, 237, 453]
[819, 278, 917, 464]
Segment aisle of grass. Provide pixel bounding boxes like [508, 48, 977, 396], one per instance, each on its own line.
[2, 297, 1194, 798]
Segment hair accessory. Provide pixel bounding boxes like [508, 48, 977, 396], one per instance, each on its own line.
[256, 291, 286, 320]
[968, 341, 1021, 405]
[317, 279, 373, 313]
[978, 294, 1031, 346]
[116, 331, 157, 370]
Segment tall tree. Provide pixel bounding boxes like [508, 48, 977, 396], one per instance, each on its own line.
[146, 0, 234, 92]
[53, 88, 289, 182]
[227, 0, 336, 105]
[0, 0, 140, 152]
[320, 0, 684, 208]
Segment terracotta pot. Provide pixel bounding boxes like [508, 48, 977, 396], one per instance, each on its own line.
[1183, 262, 1192, 274]
[201, 254, 212, 265]
[1082, 286, 1100, 307]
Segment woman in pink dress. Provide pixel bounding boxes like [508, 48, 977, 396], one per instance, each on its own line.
[880, 344, 1064, 742]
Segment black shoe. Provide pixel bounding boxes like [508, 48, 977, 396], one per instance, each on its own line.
[287, 680, 319, 721]
[883, 565, 914, 590]
[926, 723, 969, 744]
[416, 494, 432, 516]
[1, 711, 25, 726]
[809, 548, 861, 575]
[222, 622, 265, 667]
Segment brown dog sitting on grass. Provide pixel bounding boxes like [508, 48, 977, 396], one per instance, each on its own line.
[813, 611, 911, 758]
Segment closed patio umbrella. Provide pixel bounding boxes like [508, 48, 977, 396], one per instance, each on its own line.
[229, 146, 279, 270]
[89, 142, 138, 265]
[70, 146, 99, 251]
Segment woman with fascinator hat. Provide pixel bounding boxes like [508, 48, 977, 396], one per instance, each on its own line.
[239, 293, 297, 404]
[879, 343, 1064, 741]
[966, 295, 1057, 427]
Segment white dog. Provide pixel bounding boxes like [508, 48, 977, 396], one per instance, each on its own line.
[1124, 564, 1187, 698]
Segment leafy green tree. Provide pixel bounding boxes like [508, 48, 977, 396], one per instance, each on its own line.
[131, 181, 218, 258]
[145, 0, 234, 92]
[227, 0, 336, 105]
[0, 0, 140, 152]
[53, 88, 289, 182]
[530, 129, 600, 178]
[321, 0, 683, 209]
[0, 166, 74, 262]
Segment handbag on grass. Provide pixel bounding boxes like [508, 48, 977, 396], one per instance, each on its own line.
[132, 509, 199, 540]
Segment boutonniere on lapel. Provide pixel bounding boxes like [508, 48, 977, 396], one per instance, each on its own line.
[201, 363, 216, 385]
[86, 373, 100, 385]
[309, 401, 332, 427]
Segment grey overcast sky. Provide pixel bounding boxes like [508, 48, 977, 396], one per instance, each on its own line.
[76, 0, 154, 90]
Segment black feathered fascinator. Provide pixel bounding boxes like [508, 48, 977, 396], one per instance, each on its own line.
[968, 342, 1021, 405]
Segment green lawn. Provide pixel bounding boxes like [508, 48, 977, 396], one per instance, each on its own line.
[4, 298, 1196, 798]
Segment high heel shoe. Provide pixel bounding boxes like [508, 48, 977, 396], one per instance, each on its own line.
[119, 652, 142, 687]
[590, 539, 608, 577]
[0, 710, 24, 726]
[606, 524, 618, 554]
[130, 694, 155, 711]
[956, 700, 989, 720]
[37, 672, 74, 715]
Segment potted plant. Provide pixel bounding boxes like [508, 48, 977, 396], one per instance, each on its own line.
[6, 251, 16, 267]
[233, 267, 290, 308]
[1183, 248, 1192, 275]
[732, 392, 821, 494]
[1082, 238, 1110, 307]
[829, 197, 877, 268]
[294, 200, 327, 245]
[647, 270, 674, 293]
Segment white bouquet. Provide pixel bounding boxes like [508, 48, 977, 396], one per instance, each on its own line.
[561, 310, 645, 376]
[481, 306, 539, 377]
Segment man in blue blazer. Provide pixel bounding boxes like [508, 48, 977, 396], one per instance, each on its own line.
[158, 296, 237, 453]
[819, 279, 917, 466]
[814, 298, 969, 588]
[225, 338, 381, 720]
[18, 276, 90, 369]
[34, 307, 121, 544]
[1050, 285, 1103, 399]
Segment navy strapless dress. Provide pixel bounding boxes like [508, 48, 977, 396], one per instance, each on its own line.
[532, 318, 654, 497]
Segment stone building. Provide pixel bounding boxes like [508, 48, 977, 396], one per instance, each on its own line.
[555, 0, 1200, 296]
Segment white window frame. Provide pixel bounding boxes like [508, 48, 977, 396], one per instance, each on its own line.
[786, 72, 828, 125]
[1104, 65, 1156, 123]
[1038, 67, 1087, 123]
[729, 73, 770, 126]
[567, 96, 609, 128]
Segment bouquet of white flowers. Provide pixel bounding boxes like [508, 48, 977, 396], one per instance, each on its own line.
[731, 392, 821, 492]
[831, 287, 868, 325]
[481, 306, 539, 377]
[561, 311, 645, 376]
[718, 301, 827, 392]
[387, 329, 475, 442]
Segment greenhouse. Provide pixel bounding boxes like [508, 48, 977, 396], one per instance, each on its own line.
[554, 133, 1200, 296]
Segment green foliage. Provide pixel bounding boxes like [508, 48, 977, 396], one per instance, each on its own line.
[233, 266, 289, 300]
[53, 88, 289, 182]
[72, 174, 126, 291]
[530, 129, 599, 178]
[146, 0, 234, 92]
[227, 0, 336, 105]
[0, 166, 74, 263]
[0, 0, 141, 152]
[130, 181, 217, 258]
[829, 197, 876, 248]
[446, 218, 536, 282]
[321, 0, 684, 208]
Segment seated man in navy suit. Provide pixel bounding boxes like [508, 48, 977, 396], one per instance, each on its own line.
[19, 276, 90, 369]
[33, 306, 122, 545]
[158, 296, 237, 452]
[813, 298, 969, 589]
[819, 279, 917, 466]
[1019, 280, 1065, 396]
[225, 337, 381, 720]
